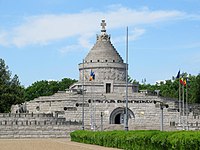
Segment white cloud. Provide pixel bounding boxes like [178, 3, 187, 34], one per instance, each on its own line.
[129, 28, 146, 41]
[0, 6, 186, 48]
[78, 33, 94, 49]
[0, 31, 9, 46]
[11, 14, 101, 47]
[112, 27, 146, 44]
[59, 33, 94, 54]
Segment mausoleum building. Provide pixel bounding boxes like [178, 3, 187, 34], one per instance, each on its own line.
[11, 20, 200, 132]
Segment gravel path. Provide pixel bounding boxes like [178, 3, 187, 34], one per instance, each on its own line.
[0, 139, 120, 150]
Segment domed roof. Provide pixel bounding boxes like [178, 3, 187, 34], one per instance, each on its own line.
[84, 20, 123, 63]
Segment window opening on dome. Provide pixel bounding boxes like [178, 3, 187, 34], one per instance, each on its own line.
[105, 60, 108, 62]
[97, 60, 100, 62]
[90, 60, 92, 62]
[113, 60, 115, 62]
[106, 83, 111, 93]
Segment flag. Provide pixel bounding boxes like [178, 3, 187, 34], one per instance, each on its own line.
[176, 70, 180, 79]
[183, 79, 187, 86]
[180, 78, 186, 86]
[89, 70, 95, 81]
[180, 78, 184, 85]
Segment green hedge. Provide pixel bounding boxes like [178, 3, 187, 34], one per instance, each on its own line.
[70, 130, 200, 150]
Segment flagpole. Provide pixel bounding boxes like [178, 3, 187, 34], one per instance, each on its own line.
[90, 82, 93, 130]
[186, 79, 188, 130]
[82, 59, 85, 130]
[182, 82, 185, 130]
[94, 82, 96, 131]
[125, 26, 129, 131]
[89, 70, 95, 130]
[178, 73, 181, 126]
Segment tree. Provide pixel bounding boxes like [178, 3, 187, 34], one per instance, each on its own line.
[0, 59, 25, 112]
[24, 78, 77, 101]
[195, 74, 200, 103]
[138, 73, 200, 104]
[189, 74, 200, 103]
[159, 80, 178, 98]
[24, 80, 51, 101]
[186, 74, 196, 103]
[58, 78, 77, 91]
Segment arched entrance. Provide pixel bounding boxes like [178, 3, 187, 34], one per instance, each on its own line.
[115, 113, 122, 124]
[109, 107, 134, 124]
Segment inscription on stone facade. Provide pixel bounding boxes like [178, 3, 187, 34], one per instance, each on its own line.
[133, 100, 153, 103]
[64, 107, 77, 111]
[87, 99, 154, 104]
[75, 103, 89, 107]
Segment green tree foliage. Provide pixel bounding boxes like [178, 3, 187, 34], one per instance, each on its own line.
[58, 78, 77, 91]
[139, 83, 160, 93]
[189, 74, 200, 103]
[128, 75, 139, 84]
[139, 79, 180, 100]
[24, 78, 77, 101]
[195, 74, 200, 103]
[0, 59, 25, 112]
[138, 73, 200, 104]
[159, 80, 178, 98]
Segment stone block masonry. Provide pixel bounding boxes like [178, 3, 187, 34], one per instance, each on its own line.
[0, 113, 81, 138]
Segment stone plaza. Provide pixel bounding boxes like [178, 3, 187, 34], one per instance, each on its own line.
[1, 20, 199, 138]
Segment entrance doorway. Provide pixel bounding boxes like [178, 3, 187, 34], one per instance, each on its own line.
[109, 107, 135, 124]
[114, 113, 124, 124]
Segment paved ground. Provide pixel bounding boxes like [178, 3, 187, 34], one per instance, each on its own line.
[0, 139, 120, 150]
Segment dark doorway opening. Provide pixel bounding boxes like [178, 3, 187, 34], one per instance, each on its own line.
[115, 114, 121, 124]
[106, 83, 111, 93]
[109, 107, 134, 124]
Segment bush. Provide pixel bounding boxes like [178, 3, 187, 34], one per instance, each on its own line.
[70, 130, 200, 150]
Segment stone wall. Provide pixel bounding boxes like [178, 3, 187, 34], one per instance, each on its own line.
[0, 113, 81, 138]
[79, 67, 126, 82]
[11, 92, 200, 133]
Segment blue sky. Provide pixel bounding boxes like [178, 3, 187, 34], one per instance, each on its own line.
[0, 0, 200, 87]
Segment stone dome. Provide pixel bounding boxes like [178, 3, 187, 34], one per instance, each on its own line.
[84, 20, 123, 64]
[78, 20, 126, 83]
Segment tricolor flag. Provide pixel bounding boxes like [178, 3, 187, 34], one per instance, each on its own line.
[89, 70, 95, 81]
[183, 79, 187, 86]
[180, 78, 186, 86]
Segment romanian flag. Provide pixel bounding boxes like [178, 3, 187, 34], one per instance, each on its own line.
[180, 78, 186, 86]
[89, 70, 95, 81]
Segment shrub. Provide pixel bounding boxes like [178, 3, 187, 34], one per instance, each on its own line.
[70, 130, 200, 150]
